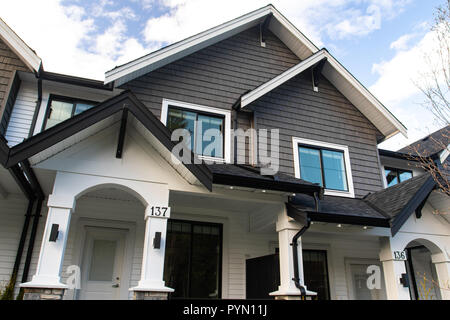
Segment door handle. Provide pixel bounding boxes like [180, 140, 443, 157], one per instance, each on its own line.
[112, 283, 120, 288]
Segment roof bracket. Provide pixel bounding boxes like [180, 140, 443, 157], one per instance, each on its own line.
[312, 58, 326, 92]
[415, 191, 432, 219]
[115, 108, 128, 159]
[260, 13, 273, 47]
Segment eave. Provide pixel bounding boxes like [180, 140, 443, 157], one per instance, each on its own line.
[0, 18, 42, 73]
[241, 49, 407, 139]
[104, 5, 318, 86]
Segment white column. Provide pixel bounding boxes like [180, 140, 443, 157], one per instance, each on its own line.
[269, 205, 315, 298]
[131, 192, 173, 293]
[379, 237, 411, 300]
[432, 253, 450, 300]
[21, 194, 75, 289]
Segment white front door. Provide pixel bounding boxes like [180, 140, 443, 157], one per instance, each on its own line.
[79, 227, 127, 300]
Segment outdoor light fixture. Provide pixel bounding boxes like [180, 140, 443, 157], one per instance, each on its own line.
[261, 190, 266, 193]
[49, 224, 59, 242]
[229, 186, 234, 190]
[337, 224, 342, 228]
[400, 273, 410, 288]
[363, 226, 368, 230]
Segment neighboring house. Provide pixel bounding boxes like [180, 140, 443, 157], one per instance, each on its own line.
[0, 5, 448, 301]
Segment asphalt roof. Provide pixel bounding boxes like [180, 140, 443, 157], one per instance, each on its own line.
[399, 125, 449, 157]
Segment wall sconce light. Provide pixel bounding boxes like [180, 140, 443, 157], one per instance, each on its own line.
[153, 232, 161, 249]
[400, 273, 409, 288]
[49, 224, 59, 242]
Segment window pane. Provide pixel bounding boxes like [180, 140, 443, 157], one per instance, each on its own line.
[164, 221, 191, 298]
[398, 170, 412, 183]
[167, 108, 196, 151]
[190, 225, 221, 298]
[322, 149, 348, 191]
[46, 100, 73, 129]
[164, 221, 221, 299]
[385, 169, 399, 187]
[303, 250, 330, 300]
[74, 102, 94, 115]
[196, 114, 224, 158]
[89, 240, 116, 281]
[299, 147, 323, 186]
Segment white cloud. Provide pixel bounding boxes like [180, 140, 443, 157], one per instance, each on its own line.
[389, 33, 416, 51]
[372, 28, 445, 150]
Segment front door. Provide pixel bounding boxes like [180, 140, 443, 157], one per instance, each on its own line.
[79, 227, 127, 300]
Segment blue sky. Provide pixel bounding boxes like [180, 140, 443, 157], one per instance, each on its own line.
[1, 0, 447, 150]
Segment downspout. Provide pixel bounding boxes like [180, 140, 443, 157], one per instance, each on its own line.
[18, 160, 44, 295]
[291, 192, 319, 296]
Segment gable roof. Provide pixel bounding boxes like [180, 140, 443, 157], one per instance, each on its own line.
[240, 48, 407, 139]
[288, 172, 437, 235]
[365, 173, 436, 235]
[399, 125, 449, 157]
[105, 5, 406, 140]
[0, 18, 42, 73]
[105, 5, 318, 86]
[1, 91, 213, 190]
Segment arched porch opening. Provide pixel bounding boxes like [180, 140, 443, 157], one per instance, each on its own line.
[404, 238, 444, 300]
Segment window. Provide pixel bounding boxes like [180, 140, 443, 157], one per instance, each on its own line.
[161, 99, 231, 162]
[43, 95, 97, 130]
[164, 220, 222, 299]
[384, 167, 413, 187]
[303, 250, 330, 300]
[292, 137, 354, 197]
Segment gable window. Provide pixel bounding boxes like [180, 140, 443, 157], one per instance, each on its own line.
[293, 137, 355, 197]
[384, 167, 412, 187]
[161, 99, 231, 162]
[43, 95, 97, 130]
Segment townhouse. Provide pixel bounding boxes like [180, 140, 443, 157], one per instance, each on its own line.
[0, 5, 448, 300]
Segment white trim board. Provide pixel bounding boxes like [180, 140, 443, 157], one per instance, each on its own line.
[292, 137, 355, 198]
[0, 18, 41, 72]
[241, 49, 407, 139]
[104, 5, 318, 86]
[161, 98, 232, 164]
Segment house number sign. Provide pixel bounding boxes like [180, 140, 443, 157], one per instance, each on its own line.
[147, 206, 171, 219]
[393, 250, 407, 261]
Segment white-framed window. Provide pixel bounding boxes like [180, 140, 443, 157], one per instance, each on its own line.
[161, 99, 231, 163]
[292, 137, 355, 198]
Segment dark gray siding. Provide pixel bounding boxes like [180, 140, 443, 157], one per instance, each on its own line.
[122, 26, 384, 196]
[0, 71, 21, 136]
[250, 72, 384, 197]
[121, 26, 300, 117]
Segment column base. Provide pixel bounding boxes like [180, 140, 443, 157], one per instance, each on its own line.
[133, 291, 169, 300]
[23, 288, 65, 300]
[270, 288, 317, 300]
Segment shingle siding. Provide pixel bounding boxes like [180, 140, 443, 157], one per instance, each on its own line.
[0, 38, 30, 138]
[122, 26, 384, 197]
[121, 26, 300, 117]
[251, 72, 383, 197]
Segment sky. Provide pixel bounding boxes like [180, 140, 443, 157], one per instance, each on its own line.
[0, 0, 447, 150]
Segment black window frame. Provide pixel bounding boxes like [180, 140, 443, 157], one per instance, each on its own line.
[42, 94, 99, 131]
[298, 143, 349, 192]
[166, 105, 226, 159]
[165, 219, 223, 299]
[384, 166, 413, 187]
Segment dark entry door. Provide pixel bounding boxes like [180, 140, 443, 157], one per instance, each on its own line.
[246, 254, 280, 299]
[246, 250, 330, 299]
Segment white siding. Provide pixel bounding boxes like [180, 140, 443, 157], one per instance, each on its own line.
[5, 81, 37, 146]
[0, 194, 383, 300]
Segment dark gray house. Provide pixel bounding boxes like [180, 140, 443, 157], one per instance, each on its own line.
[0, 5, 448, 301]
